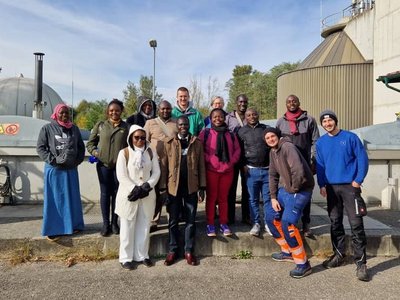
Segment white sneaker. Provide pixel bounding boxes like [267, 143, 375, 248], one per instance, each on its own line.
[264, 225, 272, 236]
[250, 223, 261, 236]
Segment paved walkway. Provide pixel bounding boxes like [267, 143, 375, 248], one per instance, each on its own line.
[0, 202, 399, 258]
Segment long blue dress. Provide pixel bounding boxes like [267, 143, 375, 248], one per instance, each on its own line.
[42, 163, 84, 236]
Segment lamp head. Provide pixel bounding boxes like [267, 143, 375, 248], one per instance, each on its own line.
[149, 39, 157, 48]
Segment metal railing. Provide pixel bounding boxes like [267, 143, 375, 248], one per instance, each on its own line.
[321, 1, 374, 31]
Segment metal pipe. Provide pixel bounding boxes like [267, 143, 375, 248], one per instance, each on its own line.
[33, 52, 45, 119]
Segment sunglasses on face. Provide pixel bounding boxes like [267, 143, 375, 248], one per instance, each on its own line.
[133, 136, 146, 141]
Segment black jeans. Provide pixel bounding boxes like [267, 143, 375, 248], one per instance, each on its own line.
[228, 164, 250, 224]
[326, 184, 367, 265]
[167, 191, 198, 254]
[96, 162, 119, 226]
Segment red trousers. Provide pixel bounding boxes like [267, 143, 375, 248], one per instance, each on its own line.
[206, 169, 234, 225]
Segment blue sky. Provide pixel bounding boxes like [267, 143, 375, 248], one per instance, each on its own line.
[0, 0, 350, 106]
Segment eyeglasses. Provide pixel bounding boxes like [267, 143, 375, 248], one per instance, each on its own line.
[133, 136, 146, 141]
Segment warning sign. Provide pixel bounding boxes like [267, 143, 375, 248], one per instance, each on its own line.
[0, 123, 20, 135]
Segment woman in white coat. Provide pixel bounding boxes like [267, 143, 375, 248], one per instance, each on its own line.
[115, 125, 160, 270]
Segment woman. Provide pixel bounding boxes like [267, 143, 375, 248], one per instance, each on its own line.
[199, 108, 240, 237]
[86, 99, 129, 236]
[204, 96, 225, 128]
[115, 125, 160, 270]
[36, 103, 85, 241]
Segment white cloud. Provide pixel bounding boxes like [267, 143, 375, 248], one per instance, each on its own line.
[0, 0, 351, 105]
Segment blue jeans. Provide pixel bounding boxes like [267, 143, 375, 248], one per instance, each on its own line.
[266, 188, 311, 247]
[246, 167, 271, 225]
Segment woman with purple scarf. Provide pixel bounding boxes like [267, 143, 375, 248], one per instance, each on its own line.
[36, 104, 85, 241]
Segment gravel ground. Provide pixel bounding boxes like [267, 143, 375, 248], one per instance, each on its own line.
[1, 256, 400, 299]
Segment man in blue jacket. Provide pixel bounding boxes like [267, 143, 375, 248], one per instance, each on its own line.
[316, 110, 369, 281]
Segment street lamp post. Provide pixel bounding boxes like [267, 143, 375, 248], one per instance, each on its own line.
[149, 39, 157, 101]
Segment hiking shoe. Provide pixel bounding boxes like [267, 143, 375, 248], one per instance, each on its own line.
[290, 262, 312, 278]
[302, 223, 313, 238]
[220, 224, 233, 236]
[271, 252, 294, 262]
[250, 223, 261, 236]
[356, 264, 370, 281]
[322, 254, 345, 269]
[206, 225, 216, 237]
[264, 224, 272, 236]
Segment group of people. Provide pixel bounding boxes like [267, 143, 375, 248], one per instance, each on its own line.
[36, 88, 370, 281]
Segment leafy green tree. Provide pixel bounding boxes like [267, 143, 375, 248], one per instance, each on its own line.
[123, 76, 162, 118]
[225, 62, 300, 119]
[123, 81, 139, 117]
[74, 99, 107, 130]
[226, 65, 253, 112]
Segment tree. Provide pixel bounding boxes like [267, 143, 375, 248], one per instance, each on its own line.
[226, 65, 253, 112]
[225, 62, 300, 119]
[123, 75, 162, 118]
[123, 81, 139, 117]
[74, 99, 108, 130]
[188, 75, 205, 109]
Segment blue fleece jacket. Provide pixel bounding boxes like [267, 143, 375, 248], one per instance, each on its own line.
[316, 130, 369, 187]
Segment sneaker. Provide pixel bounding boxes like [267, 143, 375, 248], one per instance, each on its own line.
[250, 223, 261, 236]
[206, 225, 216, 237]
[290, 262, 312, 278]
[220, 224, 233, 236]
[356, 263, 370, 281]
[322, 254, 345, 269]
[271, 252, 294, 262]
[303, 223, 312, 238]
[264, 225, 272, 236]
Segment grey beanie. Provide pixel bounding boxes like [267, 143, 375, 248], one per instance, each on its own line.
[320, 110, 338, 124]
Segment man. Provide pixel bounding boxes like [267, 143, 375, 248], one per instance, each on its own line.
[126, 96, 156, 127]
[171, 87, 204, 136]
[225, 94, 250, 225]
[264, 127, 314, 278]
[316, 110, 369, 282]
[159, 115, 206, 266]
[276, 94, 320, 237]
[238, 108, 270, 236]
[144, 100, 178, 231]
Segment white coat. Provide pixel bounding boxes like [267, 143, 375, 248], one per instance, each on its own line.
[115, 125, 160, 263]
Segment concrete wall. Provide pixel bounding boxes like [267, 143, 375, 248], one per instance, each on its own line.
[2, 146, 400, 208]
[0, 147, 100, 204]
[344, 7, 375, 60]
[373, 0, 400, 124]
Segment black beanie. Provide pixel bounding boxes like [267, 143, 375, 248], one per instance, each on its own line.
[320, 110, 338, 124]
[263, 127, 281, 139]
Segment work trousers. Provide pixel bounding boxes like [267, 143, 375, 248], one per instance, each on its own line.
[326, 184, 367, 265]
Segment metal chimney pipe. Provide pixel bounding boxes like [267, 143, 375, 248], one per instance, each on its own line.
[33, 52, 45, 119]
